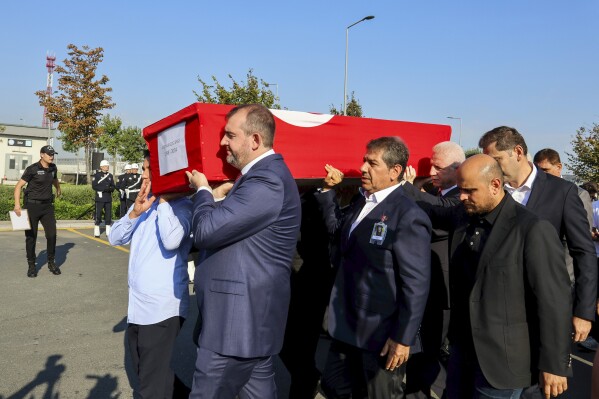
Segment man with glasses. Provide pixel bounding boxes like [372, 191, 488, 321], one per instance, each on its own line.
[13, 145, 62, 277]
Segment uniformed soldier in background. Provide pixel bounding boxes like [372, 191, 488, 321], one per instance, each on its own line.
[13, 145, 62, 277]
[92, 160, 115, 237]
[116, 163, 131, 218]
[125, 163, 142, 210]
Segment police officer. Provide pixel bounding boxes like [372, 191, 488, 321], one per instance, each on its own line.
[125, 163, 142, 210]
[92, 160, 115, 237]
[13, 145, 62, 277]
[116, 163, 131, 217]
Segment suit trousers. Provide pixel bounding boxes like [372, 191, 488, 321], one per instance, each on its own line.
[127, 316, 183, 399]
[95, 201, 112, 225]
[24, 202, 57, 262]
[446, 344, 523, 399]
[320, 339, 406, 399]
[189, 347, 277, 399]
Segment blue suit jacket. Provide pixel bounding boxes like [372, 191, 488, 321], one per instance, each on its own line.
[316, 186, 432, 352]
[191, 153, 301, 358]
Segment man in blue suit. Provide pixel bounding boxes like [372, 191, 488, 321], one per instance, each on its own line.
[316, 137, 432, 398]
[186, 103, 301, 399]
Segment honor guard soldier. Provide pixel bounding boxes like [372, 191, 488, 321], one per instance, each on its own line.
[92, 160, 115, 237]
[125, 163, 142, 210]
[13, 145, 62, 277]
[116, 163, 131, 218]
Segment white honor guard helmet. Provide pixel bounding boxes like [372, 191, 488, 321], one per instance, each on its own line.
[124, 163, 131, 171]
[130, 163, 139, 170]
[100, 160, 110, 167]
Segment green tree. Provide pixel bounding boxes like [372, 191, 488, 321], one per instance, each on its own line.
[193, 68, 280, 109]
[118, 126, 146, 164]
[35, 44, 115, 184]
[464, 148, 482, 158]
[0, 125, 5, 133]
[97, 114, 123, 172]
[567, 123, 599, 183]
[329, 92, 364, 117]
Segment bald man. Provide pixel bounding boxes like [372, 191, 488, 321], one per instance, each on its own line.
[425, 155, 572, 399]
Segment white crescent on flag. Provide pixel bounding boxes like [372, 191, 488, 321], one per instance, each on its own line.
[270, 109, 335, 128]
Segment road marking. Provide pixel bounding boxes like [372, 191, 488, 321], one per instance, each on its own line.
[571, 354, 593, 367]
[65, 228, 130, 253]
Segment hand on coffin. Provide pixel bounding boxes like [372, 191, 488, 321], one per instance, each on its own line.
[323, 164, 344, 192]
[186, 170, 209, 190]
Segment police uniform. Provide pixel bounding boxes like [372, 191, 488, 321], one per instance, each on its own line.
[125, 166, 142, 209]
[18, 145, 61, 277]
[91, 165, 115, 234]
[116, 164, 130, 217]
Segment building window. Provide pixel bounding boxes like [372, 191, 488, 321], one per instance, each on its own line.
[9, 159, 16, 169]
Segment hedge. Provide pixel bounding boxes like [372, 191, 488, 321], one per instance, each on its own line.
[1, 184, 121, 221]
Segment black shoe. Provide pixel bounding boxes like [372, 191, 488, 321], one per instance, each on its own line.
[27, 262, 37, 278]
[48, 260, 61, 275]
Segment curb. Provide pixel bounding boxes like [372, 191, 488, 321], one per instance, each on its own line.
[0, 220, 96, 232]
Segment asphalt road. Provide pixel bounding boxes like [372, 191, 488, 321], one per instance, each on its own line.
[0, 225, 595, 398]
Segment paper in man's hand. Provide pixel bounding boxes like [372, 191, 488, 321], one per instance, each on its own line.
[9, 210, 31, 230]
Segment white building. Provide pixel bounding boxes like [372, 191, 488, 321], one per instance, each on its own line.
[0, 123, 52, 181]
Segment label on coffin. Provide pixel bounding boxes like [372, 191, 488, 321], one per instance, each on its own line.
[158, 122, 188, 176]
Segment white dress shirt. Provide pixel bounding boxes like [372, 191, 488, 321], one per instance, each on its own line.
[349, 183, 402, 236]
[505, 163, 538, 206]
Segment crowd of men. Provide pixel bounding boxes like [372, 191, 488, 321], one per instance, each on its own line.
[12, 105, 599, 399]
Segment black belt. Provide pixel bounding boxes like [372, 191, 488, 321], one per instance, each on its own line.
[27, 198, 52, 204]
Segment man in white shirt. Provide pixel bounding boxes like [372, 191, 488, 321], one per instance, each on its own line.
[109, 150, 193, 399]
[315, 137, 432, 398]
[479, 126, 597, 397]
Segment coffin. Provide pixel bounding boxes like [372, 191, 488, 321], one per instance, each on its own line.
[143, 103, 451, 195]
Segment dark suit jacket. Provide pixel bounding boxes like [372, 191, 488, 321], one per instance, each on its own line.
[402, 183, 461, 309]
[316, 186, 432, 352]
[401, 183, 461, 352]
[191, 154, 301, 358]
[430, 196, 572, 389]
[526, 171, 597, 320]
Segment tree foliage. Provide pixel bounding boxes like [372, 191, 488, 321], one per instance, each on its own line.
[97, 114, 123, 171]
[193, 69, 280, 109]
[97, 115, 146, 166]
[35, 44, 114, 183]
[118, 126, 147, 164]
[329, 92, 364, 117]
[464, 148, 482, 158]
[567, 123, 599, 183]
[0, 125, 5, 134]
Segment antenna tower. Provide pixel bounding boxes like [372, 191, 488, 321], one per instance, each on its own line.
[42, 53, 56, 128]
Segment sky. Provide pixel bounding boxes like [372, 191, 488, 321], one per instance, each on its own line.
[1, 1, 598, 170]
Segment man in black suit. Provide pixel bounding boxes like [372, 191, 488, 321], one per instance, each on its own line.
[402, 141, 465, 398]
[479, 127, 597, 343]
[316, 136, 432, 398]
[428, 154, 572, 399]
[279, 186, 336, 399]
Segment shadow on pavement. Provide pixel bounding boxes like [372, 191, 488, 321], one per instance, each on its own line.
[5, 354, 65, 399]
[37, 242, 75, 272]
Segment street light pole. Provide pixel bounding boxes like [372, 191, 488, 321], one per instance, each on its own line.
[447, 116, 462, 146]
[344, 15, 374, 115]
